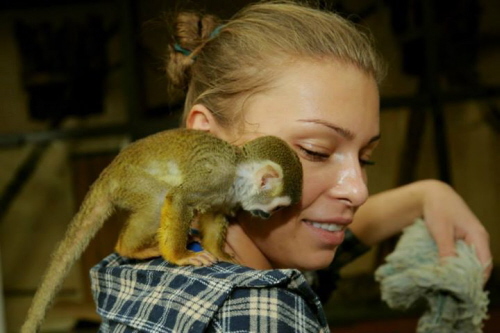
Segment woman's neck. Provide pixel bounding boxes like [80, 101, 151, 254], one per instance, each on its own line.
[224, 222, 274, 270]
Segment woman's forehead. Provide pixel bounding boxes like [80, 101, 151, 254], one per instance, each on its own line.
[239, 60, 379, 127]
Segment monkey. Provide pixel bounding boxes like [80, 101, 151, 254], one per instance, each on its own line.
[21, 128, 303, 332]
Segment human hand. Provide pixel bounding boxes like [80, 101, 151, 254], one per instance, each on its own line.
[421, 180, 492, 282]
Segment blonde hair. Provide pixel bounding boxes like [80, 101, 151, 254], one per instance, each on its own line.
[166, 1, 386, 129]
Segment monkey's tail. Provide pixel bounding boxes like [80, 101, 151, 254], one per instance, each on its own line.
[20, 182, 114, 333]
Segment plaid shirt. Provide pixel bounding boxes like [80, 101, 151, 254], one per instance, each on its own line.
[91, 254, 330, 332]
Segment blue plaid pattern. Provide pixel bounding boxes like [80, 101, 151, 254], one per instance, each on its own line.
[91, 254, 330, 332]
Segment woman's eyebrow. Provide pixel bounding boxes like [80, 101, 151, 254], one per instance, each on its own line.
[297, 119, 354, 139]
[297, 119, 381, 144]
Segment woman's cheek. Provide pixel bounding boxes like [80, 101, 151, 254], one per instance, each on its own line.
[300, 166, 326, 207]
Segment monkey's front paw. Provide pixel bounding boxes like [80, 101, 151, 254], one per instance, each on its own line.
[174, 251, 218, 267]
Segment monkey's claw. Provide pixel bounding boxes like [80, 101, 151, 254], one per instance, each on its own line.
[214, 252, 236, 263]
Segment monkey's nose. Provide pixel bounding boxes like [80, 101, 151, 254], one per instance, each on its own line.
[250, 210, 271, 219]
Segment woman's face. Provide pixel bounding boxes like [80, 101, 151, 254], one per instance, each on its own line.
[199, 60, 380, 271]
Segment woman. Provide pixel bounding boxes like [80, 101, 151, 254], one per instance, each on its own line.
[91, 2, 491, 331]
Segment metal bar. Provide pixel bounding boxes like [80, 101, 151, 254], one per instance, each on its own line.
[396, 102, 427, 186]
[380, 85, 500, 110]
[422, 0, 452, 184]
[0, 142, 50, 223]
[0, 114, 181, 149]
[0, 124, 129, 148]
[119, 0, 146, 141]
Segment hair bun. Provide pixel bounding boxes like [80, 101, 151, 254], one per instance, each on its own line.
[166, 12, 220, 89]
[166, 47, 194, 89]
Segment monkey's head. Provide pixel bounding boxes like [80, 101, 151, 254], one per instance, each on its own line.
[237, 136, 303, 219]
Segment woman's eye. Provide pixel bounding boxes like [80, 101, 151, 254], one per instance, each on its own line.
[360, 158, 376, 166]
[298, 146, 329, 162]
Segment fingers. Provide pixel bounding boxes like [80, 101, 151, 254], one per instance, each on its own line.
[464, 226, 493, 282]
[432, 220, 493, 283]
[482, 260, 493, 283]
[419, 181, 492, 283]
[426, 220, 457, 259]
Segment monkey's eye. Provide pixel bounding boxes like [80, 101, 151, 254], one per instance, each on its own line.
[250, 210, 271, 219]
[271, 206, 285, 213]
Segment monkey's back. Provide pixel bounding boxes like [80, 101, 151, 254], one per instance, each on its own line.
[101, 129, 242, 206]
[118, 128, 240, 170]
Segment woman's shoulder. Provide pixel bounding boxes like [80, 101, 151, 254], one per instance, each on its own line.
[90, 253, 327, 332]
[91, 252, 303, 287]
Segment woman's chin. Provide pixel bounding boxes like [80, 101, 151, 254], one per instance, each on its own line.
[280, 248, 338, 271]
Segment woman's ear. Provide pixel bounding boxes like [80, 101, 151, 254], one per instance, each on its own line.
[186, 104, 236, 142]
[186, 104, 216, 131]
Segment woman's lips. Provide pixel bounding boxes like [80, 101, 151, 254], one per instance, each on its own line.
[306, 221, 344, 231]
[303, 219, 350, 246]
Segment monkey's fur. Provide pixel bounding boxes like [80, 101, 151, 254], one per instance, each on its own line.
[21, 128, 303, 332]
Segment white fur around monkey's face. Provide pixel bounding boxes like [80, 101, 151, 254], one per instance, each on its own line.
[189, 60, 380, 271]
[233, 161, 291, 219]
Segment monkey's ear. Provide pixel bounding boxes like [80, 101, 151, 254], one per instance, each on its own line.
[256, 163, 281, 191]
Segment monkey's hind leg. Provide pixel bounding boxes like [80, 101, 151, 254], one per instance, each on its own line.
[157, 193, 217, 266]
[115, 210, 161, 259]
[114, 168, 174, 259]
[199, 212, 235, 263]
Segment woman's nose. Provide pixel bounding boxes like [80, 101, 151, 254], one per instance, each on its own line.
[327, 160, 369, 207]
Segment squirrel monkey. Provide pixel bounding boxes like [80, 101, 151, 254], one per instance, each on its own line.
[21, 128, 302, 332]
